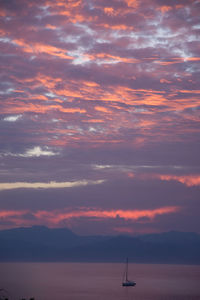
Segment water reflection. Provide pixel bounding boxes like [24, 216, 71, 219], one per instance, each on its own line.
[0, 263, 200, 300]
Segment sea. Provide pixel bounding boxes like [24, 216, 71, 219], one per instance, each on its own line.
[0, 263, 200, 300]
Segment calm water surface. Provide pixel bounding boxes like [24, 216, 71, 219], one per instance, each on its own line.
[1, 263, 200, 300]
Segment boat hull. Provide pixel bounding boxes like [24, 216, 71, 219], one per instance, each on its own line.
[122, 281, 136, 287]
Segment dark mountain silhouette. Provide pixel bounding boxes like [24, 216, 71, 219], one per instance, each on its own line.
[0, 226, 200, 264]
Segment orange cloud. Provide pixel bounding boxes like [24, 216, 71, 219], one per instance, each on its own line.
[160, 78, 172, 84]
[0, 210, 31, 229]
[1, 101, 86, 115]
[0, 210, 28, 218]
[52, 0, 82, 8]
[0, 206, 180, 229]
[104, 7, 116, 16]
[155, 57, 200, 66]
[82, 119, 104, 123]
[0, 9, 6, 17]
[2, 71, 199, 149]
[83, 81, 99, 87]
[158, 6, 172, 13]
[33, 206, 180, 224]
[49, 0, 96, 24]
[137, 120, 155, 129]
[95, 106, 111, 113]
[155, 60, 179, 65]
[178, 90, 200, 94]
[58, 107, 86, 113]
[159, 175, 200, 187]
[45, 24, 57, 30]
[91, 53, 139, 64]
[103, 24, 133, 30]
[127, 172, 135, 178]
[125, 0, 138, 8]
[14, 39, 74, 59]
[138, 173, 200, 187]
[185, 57, 200, 61]
[37, 74, 62, 89]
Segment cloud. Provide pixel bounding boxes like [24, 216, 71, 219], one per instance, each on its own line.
[3, 114, 22, 122]
[0, 0, 199, 234]
[92, 165, 200, 187]
[0, 206, 180, 229]
[21, 146, 57, 157]
[0, 179, 105, 191]
[13, 39, 74, 60]
[4, 146, 58, 157]
[0, 210, 27, 218]
[49, 206, 180, 222]
[132, 173, 200, 187]
[158, 174, 200, 187]
[33, 207, 180, 225]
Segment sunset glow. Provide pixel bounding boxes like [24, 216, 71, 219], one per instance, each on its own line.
[0, 206, 180, 230]
[0, 0, 199, 234]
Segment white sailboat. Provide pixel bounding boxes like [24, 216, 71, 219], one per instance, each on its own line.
[122, 258, 136, 287]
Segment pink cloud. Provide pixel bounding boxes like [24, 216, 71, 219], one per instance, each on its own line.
[159, 175, 200, 187]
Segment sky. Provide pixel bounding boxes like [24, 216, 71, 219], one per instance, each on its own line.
[0, 0, 200, 235]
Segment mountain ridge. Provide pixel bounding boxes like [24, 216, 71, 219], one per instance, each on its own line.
[0, 226, 200, 264]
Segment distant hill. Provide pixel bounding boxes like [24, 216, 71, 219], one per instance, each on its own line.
[0, 226, 200, 264]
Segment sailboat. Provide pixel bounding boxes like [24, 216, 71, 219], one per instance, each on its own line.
[122, 258, 136, 287]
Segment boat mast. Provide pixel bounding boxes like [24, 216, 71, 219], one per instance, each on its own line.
[126, 257, 128, 282]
